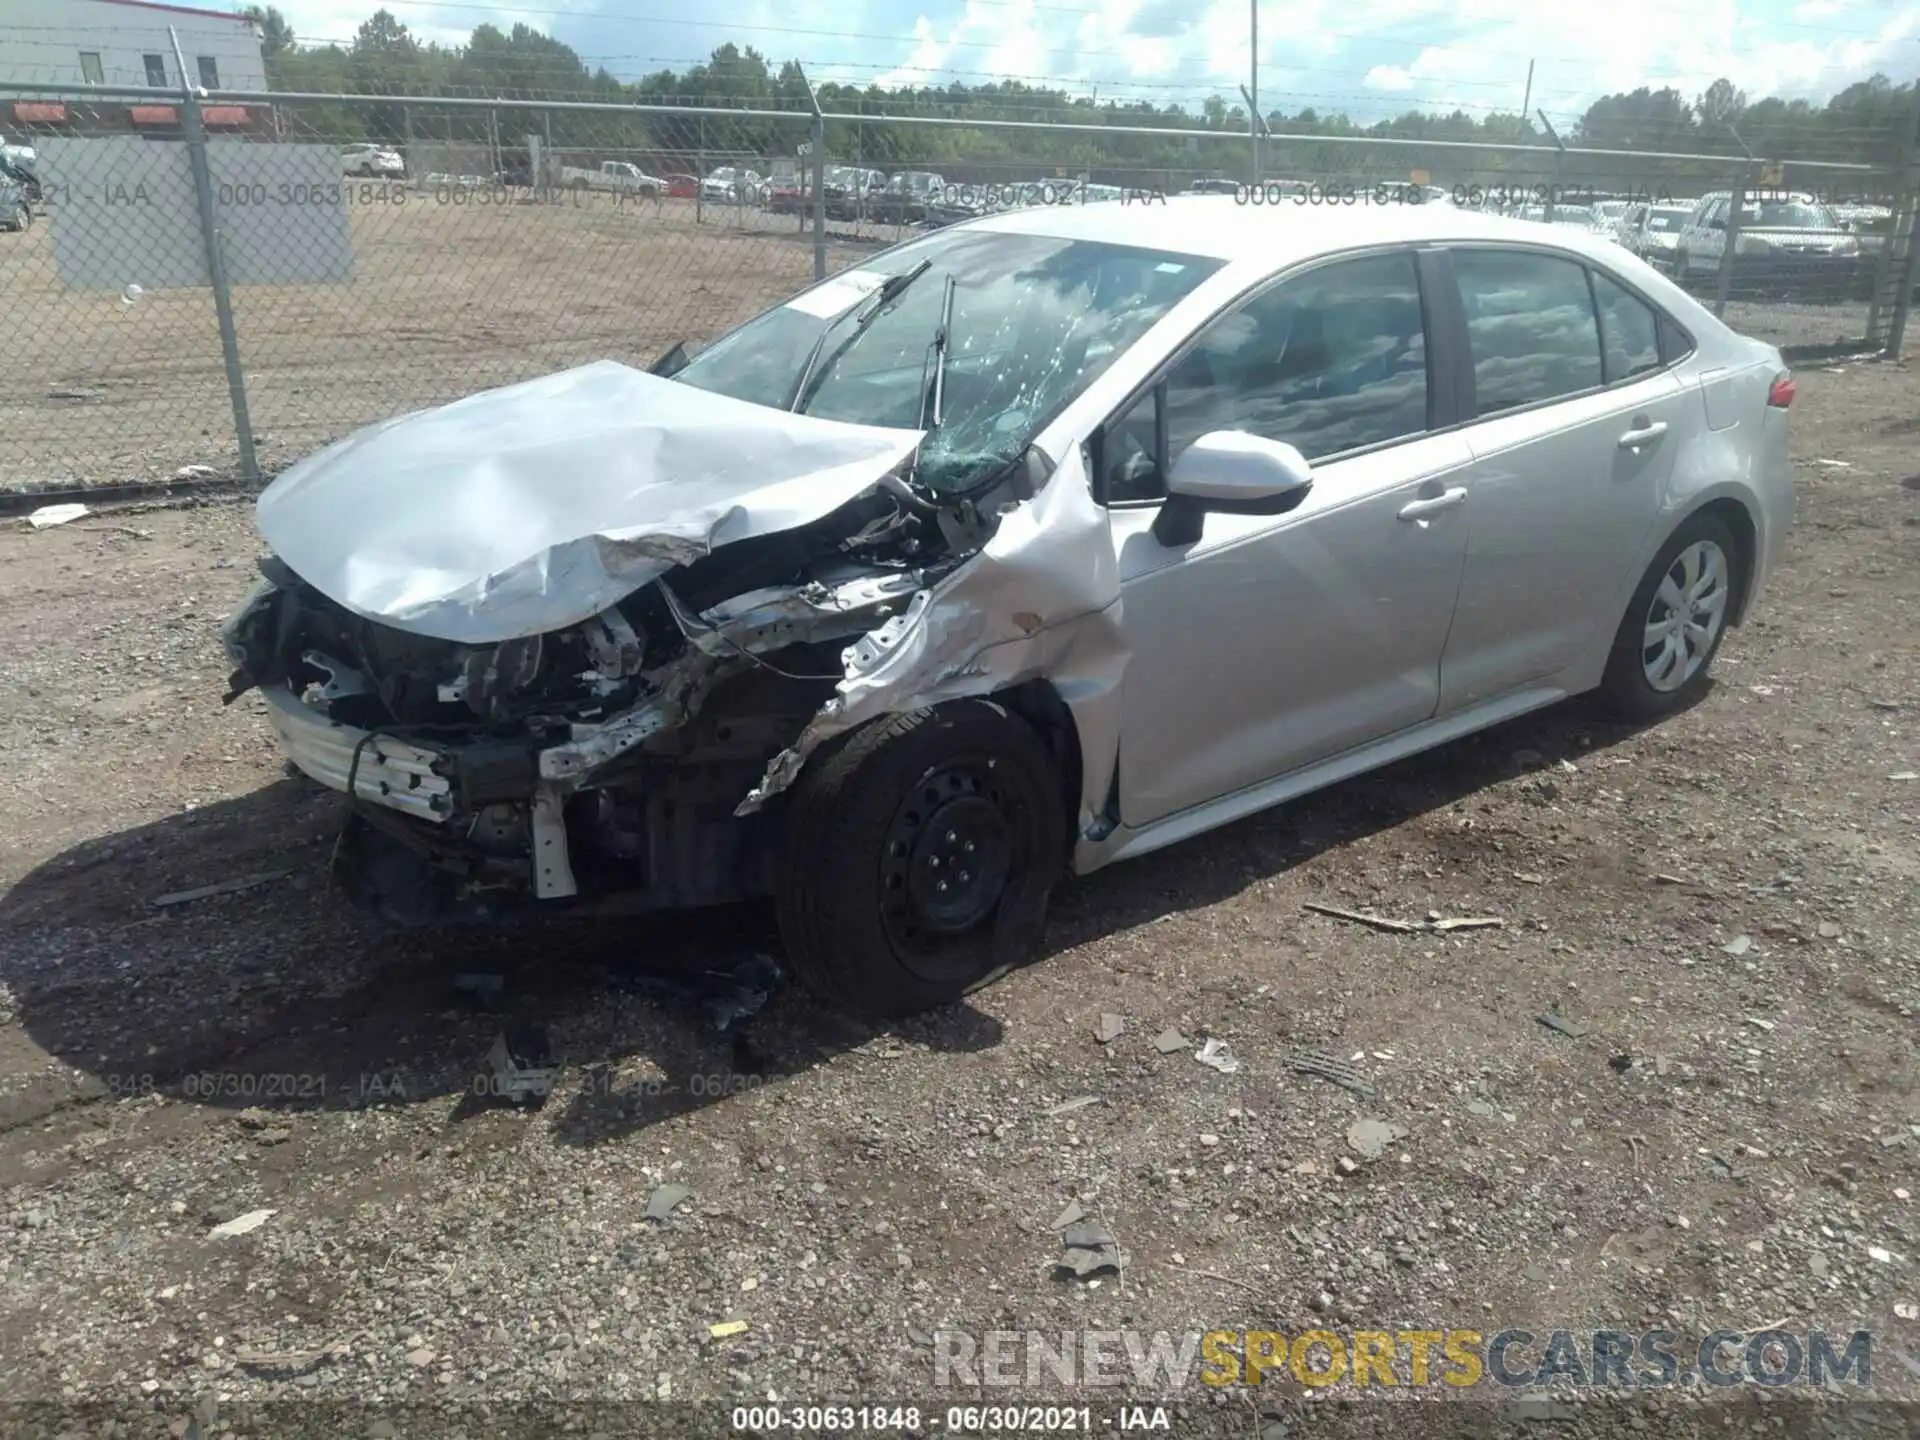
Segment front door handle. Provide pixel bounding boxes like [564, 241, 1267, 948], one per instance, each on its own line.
[1618, 420, 1669, 450]
[1398, 486, 1468, 521]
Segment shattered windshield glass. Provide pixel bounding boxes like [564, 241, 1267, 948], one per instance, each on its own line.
[671, 228, 1224, 494]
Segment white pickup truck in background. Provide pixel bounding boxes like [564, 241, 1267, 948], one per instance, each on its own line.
[556, 160, 664, 196]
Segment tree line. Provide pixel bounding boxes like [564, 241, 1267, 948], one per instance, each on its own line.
[244, 7, 1917, 191]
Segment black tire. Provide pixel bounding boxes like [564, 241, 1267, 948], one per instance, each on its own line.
[775, 698, 1069, 1017]
[1596, 511, 1744, 721]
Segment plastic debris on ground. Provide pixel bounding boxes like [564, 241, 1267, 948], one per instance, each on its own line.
[26, 502, 89, 529]
[612, 952, 785, 1036]
[486, 1026, 556, 1104]
[1345, 1118, 1410, 1160]
[1194, 1038, 1242, 1074]
[644, 1184, 694, 1222]
[1286, 1048, 1376, 1097]
[1054, 1220, 1126, 1280]
[207, 1208, 275, 1238]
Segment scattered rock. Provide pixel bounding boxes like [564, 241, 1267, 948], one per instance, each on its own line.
[1335, 1157, 1360, 1177]
[1093, 1013, 1126, 1044]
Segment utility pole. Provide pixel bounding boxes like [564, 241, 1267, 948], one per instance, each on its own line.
[1521, 60, 1534, 126]
[1249, 0, 1259, 182]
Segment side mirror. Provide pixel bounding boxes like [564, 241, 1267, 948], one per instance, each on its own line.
[1153, 430, 1313, 547]
[1707, 216, 1727, 231]
[650, 340, 689, 377]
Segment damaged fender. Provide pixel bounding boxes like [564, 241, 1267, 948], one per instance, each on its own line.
[255, 360, 925, 646]
[739, 445, 1126, 838]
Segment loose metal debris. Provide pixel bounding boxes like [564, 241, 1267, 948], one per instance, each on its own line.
[1044, 1095, 1099, 1118]
[1537, 1010, 1592, 1039]
[150, 870, 290, 909]
[1301, 902, 1504, 934]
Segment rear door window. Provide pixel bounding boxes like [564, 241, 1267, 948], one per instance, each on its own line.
[1451, 250, 1603, 416]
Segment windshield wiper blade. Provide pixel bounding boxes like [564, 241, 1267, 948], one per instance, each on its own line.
[788, 258, 934, 413]
[916, 274, 959, 434]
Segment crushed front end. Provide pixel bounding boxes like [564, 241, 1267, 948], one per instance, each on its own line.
[220, 499, 947, 926]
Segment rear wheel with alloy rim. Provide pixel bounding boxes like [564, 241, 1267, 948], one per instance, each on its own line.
[775, 699, 1068, 1017]
[1597, 511, 1743, 720]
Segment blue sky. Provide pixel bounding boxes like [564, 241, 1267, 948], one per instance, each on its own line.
[274, 0, 1920, 125]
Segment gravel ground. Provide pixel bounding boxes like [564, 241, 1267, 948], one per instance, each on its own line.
[0, 360, 1917, 1439]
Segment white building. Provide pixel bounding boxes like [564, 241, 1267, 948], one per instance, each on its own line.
[0, 0, 268, 93]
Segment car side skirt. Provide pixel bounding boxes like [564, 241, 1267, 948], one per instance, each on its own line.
[1073, 682, 1570, 874]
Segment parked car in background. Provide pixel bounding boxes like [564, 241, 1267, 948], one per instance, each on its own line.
[1, 170, 30, 231]
[1620, 202, 1695, 271]
[872, 170, 947, 223]
[342, 143, 405, 179]
[700, 166, 766, 204]
[1672, 192, 1859, 296]
[1, 143, 39, 204]
[558, 160, 662, 197]
[223, 198, 1795, 1017]
[766, 170, 808, 215]
[821, 166, 886, 219]
[1186, 177, 1241, 195]
[663, 173, 700, 199]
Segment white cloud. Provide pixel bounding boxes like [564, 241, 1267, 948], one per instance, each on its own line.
[273, 0, 1920, 123]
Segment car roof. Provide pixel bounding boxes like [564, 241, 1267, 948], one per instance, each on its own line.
[960, 194, 1639, 272]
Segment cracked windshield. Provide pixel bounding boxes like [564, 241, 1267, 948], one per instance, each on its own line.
[671, 228, 1224, 492]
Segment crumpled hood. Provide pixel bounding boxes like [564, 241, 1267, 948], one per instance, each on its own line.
[256, 359, 925, 645]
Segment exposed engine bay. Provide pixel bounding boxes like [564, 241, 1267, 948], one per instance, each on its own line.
[220, 473, 1030, 924]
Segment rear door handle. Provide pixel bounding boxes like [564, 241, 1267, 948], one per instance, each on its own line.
[1618, 420, 1669, 449]
[1398, 486, 1468, 521]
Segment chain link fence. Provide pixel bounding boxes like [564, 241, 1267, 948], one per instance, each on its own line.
[2, 84, 1915, 489]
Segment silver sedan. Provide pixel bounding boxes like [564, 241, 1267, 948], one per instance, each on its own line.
[223, 198, 1796, 1015]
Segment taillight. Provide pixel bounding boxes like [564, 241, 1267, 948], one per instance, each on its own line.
[1768, 373, 1795, 408]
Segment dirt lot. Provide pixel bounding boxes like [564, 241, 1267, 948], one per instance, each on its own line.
[0, 191, 888, 488]
[0, 182, 1887, 491]
[0, 359, 1917, 1439]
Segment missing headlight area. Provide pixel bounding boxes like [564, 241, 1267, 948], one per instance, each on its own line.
[224, 503, 953, 922]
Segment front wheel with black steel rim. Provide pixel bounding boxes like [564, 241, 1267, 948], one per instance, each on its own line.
[1596, 511, 1743, 721]
[775, 699, 1069, 1017]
